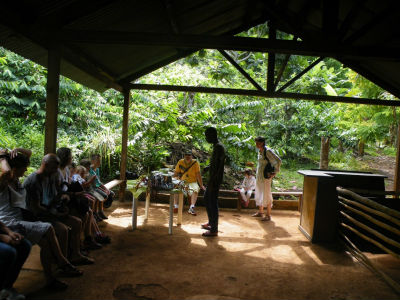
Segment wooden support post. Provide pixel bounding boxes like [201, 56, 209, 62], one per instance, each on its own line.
[394, 122, 400, 197]
[118, 89, 130, 200]
[44, 48, 60, 154]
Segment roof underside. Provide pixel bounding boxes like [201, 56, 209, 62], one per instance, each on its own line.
[1, 0, 400, 100]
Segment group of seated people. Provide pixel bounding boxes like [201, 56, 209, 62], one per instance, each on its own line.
[0, 147, 114, 300]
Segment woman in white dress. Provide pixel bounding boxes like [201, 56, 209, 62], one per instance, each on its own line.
[253, 137, 278, 221]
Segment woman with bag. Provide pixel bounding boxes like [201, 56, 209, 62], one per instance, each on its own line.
[253, 136, 281, 221]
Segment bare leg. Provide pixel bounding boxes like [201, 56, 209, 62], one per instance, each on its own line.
[51, 221, 69, 258]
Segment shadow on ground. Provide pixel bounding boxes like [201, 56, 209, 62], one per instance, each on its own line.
[15, 200, 400, 300]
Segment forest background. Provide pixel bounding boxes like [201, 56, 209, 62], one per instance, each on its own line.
[0, 24, 398, 192]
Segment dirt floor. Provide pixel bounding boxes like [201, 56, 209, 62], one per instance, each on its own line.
[15, 200, 400, 300]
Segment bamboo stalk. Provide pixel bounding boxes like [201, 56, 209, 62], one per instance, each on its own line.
[340, 222, 400, 259]
[339, 230, 400, 294]
[339, 200, 400, 235]
[340, 211, 400, 250]
[338, 196, 400, 227]
[337, 187, 400, 219]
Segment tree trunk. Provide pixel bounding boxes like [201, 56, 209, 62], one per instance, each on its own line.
[338, 140, 344, 153]
[358, 140, 365, 157]
[319, 136, 330, 169]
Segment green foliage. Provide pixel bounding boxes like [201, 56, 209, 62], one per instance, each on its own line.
[0, 22, 398, 182]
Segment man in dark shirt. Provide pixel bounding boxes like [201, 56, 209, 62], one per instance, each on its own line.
[201, 127, 225, 237]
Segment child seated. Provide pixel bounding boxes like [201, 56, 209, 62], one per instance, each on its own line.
[237, 169, 256, 207]
[89, 154, 114, 210]
[71, 165, 110, 245]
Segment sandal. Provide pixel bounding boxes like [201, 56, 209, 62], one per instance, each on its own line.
[261, 215, 271, 221]
[58, 264, 83, 277]
[71, 255, 95, 266]
[252, 212, 263, 217]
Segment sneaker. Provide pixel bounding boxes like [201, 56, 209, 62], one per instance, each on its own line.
[201, 223, 211, 230]
[188, 207, 197, 216]
[202, 230, 218, 237]
[173, 207, 178, 214]
[0, 288, 25, 300]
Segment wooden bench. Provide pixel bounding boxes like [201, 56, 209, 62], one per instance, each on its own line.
[104, 179, 125, 190]
[235, 190, 303, 211]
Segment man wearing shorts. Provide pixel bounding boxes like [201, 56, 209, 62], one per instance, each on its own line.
[173, 152, 205, 216]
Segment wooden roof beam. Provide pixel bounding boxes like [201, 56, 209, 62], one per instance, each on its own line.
[218, 50, 263, 91]
[129, 83, 400, 107]
[57, 30, 400, 61]
[277, 57, 324, 92]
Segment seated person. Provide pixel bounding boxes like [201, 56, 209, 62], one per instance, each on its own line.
[23, 153, 94, 266]
[0, 220, 31, 300]
[56, 148, 102, 251]
[80, 159, 107, 222]
[71, 165, 110, 245]
[89, 154, 114, 213]
[173, 151, 205, 216]
[0, 148, 82, 290]
[237, 169, 256, 207]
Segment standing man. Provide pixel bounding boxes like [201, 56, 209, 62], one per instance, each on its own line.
[201, 127, 225, 237]
[173, 151, 205, 216]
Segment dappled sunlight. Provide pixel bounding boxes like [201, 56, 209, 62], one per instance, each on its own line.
[270, 244, 303, 265]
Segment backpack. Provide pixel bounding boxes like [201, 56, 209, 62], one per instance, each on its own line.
[263, 147, 282, 179]
[149, 172, 174, 191]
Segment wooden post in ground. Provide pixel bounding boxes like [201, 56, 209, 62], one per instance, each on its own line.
[118, 89, 130, 201]
[394, 122, 400, 197]
[44, 47, 60, 154]
[319, 136, 330, 169]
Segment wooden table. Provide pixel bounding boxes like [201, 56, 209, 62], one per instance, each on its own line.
[131, 187, 184, 235]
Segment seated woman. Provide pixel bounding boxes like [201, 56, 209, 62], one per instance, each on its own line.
[0, 148, 83, 291]
[237, 169, 256, 208]
[0, 220, 31, 300]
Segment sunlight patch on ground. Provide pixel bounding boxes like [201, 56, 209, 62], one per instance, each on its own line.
[270, 245, 303, 265]
[190, 238, 207, 247]
[219, 241, 265, 252]
[301, 246, 324, 265]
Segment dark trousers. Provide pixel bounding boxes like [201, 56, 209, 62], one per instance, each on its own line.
[0, 238, 32, 289]
[204, 185, 220, 233]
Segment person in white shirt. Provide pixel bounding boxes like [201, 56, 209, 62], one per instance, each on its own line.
[239, 169, 256, 207]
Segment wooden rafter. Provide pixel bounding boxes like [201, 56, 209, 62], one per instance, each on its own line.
[343, 3, 397, 44]
[129, 83, 400, 106]
[337, 0, 364, 41]
[322, 0, 338, 38]
[218, 50, 263, 91]
[56, 30, 400, 61]
[277, 57, 324, 92]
